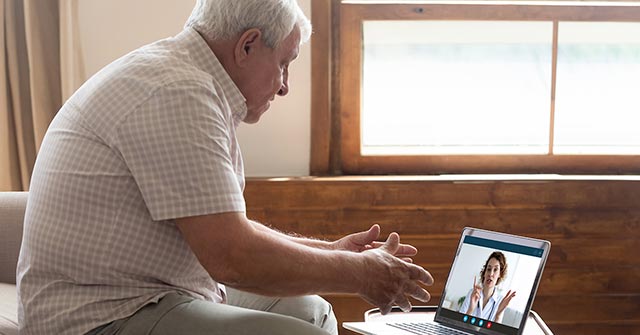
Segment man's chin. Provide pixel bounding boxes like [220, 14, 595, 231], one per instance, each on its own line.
[244, 105, 269, 124]
[243, 116, 261, 124]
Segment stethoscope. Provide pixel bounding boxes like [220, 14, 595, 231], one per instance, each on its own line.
[475, 286, 497, 317]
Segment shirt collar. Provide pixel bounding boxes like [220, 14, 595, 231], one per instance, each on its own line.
[175, 28, 248, 123]
[479, 289, 500, 308]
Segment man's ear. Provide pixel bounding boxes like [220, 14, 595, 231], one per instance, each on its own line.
[234, 28, 262, 68]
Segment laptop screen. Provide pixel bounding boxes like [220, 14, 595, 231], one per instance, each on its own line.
[435, 228, 549, 335]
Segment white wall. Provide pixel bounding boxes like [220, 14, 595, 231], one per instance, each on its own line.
[75, 0, 312, 177]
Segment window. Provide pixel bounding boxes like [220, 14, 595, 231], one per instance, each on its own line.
[310, 1, 640, 174]
[361, 20, 553, 156]
[555, 22, 640, 155]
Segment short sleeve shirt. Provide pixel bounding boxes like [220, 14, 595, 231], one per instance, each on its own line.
[16, 28, 247, 335]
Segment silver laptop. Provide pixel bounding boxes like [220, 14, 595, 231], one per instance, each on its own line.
[344, 227, 550, 335]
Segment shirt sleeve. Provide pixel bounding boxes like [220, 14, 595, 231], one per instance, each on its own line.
[459, 289, 472, 314]
[113, 79, 245, 221]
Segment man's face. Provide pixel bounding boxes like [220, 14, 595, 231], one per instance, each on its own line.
[236, 27, 301, 124]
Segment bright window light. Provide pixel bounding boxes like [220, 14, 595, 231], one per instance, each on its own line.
[554, 22, 640, 154]
[361, 20, 553, 155]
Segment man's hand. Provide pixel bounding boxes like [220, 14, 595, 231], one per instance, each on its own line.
[356, 232, 433, 315]
[332, 224, 418, 262]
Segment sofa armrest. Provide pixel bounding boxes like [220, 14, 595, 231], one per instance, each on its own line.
[0, 192, 27, 285]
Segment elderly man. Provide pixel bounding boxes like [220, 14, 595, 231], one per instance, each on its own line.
[17, 0, 434, 334]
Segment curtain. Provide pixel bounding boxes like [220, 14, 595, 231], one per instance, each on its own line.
[0, 0, 62, 191]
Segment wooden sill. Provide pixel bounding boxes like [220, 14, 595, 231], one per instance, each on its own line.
[247, 174, 640, 182]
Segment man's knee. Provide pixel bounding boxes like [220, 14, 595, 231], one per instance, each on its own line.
[269, 295, 338, 335]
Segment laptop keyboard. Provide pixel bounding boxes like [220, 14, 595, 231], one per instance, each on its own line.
[387, 322, 469, 335]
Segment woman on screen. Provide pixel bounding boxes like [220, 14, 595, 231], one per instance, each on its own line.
[459, 251, 516, 323]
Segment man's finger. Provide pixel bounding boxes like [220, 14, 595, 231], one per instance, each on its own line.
[380, 232, 400, 255]
[408, 263, 433, 285]
[396, 296, 412, 313]
[380, 303, 393, 315]
[395, 244, 418, 257]
[370, 242, 417, 257]
[406, 282, 431, 303]
[358, 224, 380, 245]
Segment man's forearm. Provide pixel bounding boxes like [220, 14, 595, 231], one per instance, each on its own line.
[249, 220, 334, 250]
[177, 212, 434, 313]
[178, 213, 360, 297]
[222, 222, 363, 296]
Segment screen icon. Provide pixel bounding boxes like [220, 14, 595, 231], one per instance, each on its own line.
[479, 320, 484, 327]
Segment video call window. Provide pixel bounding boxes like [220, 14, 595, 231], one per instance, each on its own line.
[441, 236, 544, 332]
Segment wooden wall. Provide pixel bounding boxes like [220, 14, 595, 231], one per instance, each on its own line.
[244, 177, 640, 335]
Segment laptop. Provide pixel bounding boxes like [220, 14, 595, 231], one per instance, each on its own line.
[344, 227, 550, 335]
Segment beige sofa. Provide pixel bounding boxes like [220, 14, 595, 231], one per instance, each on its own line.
[0, 192, 26, 335]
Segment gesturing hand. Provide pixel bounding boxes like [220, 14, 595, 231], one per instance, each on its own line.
[467, 276, 482, 314]
[357, 232, 434, 315]
[333, 224, 418, 262]
[497, 290, 516, 316]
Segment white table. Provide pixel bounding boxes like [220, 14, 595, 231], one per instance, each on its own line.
[344, 306, 553, 335]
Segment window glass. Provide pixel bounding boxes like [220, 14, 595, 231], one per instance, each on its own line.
[361, 21, 553, 155]
[554, 22, 640, 154]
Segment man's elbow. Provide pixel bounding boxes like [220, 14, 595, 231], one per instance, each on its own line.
[175, 212, 258, 287]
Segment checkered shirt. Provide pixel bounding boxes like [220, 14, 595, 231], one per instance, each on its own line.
[16, 28, 247, 335]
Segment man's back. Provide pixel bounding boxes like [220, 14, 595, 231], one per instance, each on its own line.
[16, 28, 247, 335]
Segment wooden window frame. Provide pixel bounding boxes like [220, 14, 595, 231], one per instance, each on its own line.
[311, 1, 640, 175]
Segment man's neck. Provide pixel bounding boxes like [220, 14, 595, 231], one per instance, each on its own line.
[197, 29, 240, 84]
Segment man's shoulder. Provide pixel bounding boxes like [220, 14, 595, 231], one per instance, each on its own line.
[118, 39, 213, 89]
[71, 37, 215, 112]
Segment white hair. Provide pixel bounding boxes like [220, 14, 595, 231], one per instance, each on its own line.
[185, 0, 311, 48]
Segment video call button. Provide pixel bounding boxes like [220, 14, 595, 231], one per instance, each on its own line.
[463, 315, 469, 323]
[470, 318, 476, 325]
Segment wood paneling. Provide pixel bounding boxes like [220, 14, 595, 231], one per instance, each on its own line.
[310, 0, 332, 175]
[244, 177, 640, 335]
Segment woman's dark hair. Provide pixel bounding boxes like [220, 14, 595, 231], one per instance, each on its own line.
[480, 251, 508, 285]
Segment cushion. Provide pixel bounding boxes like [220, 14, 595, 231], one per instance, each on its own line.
[0, 192, 27, 284]
[0, 283, 18, 335]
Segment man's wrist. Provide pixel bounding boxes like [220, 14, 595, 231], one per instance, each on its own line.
[297, 237, 333, 250]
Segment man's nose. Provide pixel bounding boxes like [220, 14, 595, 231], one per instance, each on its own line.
[277, 82, 289, 96]
[278, 71, 290, 96]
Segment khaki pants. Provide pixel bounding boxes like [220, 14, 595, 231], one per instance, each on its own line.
[89, 288, 338, 335]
